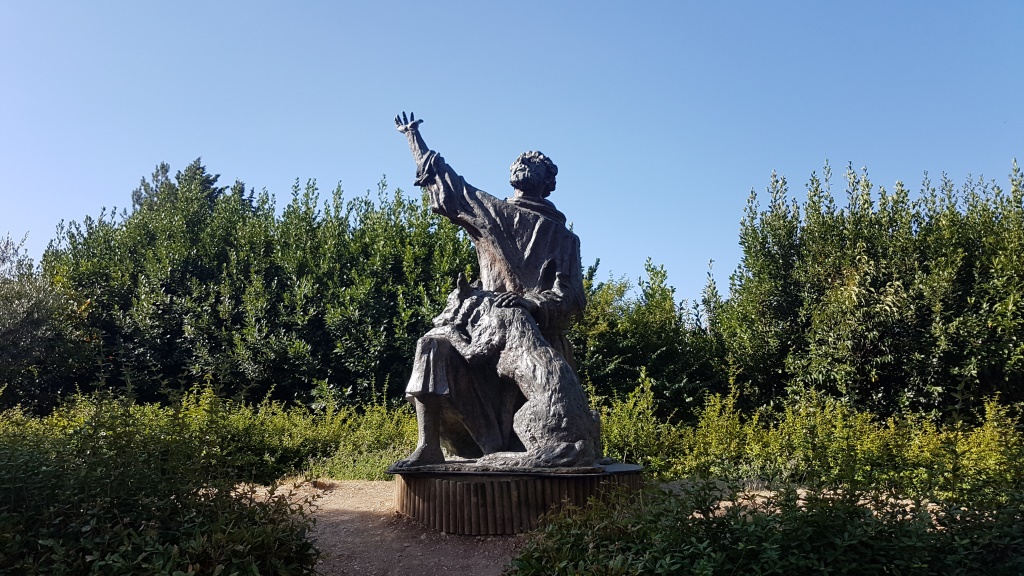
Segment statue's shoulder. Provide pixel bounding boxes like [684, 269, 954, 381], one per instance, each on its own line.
[507, 196, 567, 226]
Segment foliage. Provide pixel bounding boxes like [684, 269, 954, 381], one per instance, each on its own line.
[597, 371, 682, 471]
[0, 387, 423, 573]
[307, 399, 417, 481]
[570, 259, 726, 417]
[717, 161, 1024, 417]
[40, 160, 476, 407]
[7, 153, 1024, 574]
[15, 156, 1024, 423]
[606, 382, 1024, 506]
[0, 394, 320, 575]
[0, 234, 92, 413]
[509, 481, 1024, 576]
[716, 172, 803, 411]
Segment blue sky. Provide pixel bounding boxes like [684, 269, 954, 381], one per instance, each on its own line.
[2, 1, 1021, 301]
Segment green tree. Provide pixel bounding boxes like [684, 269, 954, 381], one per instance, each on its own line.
[570, 259, 726, 417]
[716, 172, 803, 410]
[0, 234, 91, 412]
[723, 160, 1024, 417]
[43, 161, 476, 406]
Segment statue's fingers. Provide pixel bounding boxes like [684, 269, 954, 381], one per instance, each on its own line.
[402, 111, 409, 124]
[409, 111, 416, 122]
[394, 115, 402, 126]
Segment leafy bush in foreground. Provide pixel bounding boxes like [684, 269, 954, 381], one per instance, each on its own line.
[0, 386, 419, 573]
[4, 382, 1023, 574]
[0, 385, 423, 570]
[0, 395, 319, 575]
[510, 481, 1024, 576]
[600, 384, 1024, 504]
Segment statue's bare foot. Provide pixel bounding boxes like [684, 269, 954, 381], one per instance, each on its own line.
[393, 445, 445, 468]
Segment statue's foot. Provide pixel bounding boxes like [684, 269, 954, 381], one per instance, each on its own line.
[393, 445, 445, 468]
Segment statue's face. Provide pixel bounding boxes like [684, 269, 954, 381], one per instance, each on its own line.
[510, 158, 548, 197]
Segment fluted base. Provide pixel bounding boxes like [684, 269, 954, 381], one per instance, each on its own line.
[391, 463, 642, 535]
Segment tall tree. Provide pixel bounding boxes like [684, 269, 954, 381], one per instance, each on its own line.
[717, 172, 803, 410]
[43, 160, 476, 405]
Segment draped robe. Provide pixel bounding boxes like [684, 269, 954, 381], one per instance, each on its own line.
[405, 150, 586, 457]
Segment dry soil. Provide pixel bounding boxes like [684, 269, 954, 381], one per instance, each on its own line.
[311, 480, 526, 576]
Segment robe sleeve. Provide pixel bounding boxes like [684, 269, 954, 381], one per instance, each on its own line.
[417, 150, 499, 238]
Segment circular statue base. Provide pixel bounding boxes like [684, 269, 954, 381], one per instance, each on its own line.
[388, 462, 642, 535]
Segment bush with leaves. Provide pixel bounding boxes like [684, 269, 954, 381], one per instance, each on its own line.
[509, 481, 1024, 576]
[717, 160, 1024, 417]
[626, 384, 1024, 504]
[41, 160, 476, 406]
[0, 394, 320, 575]
[0, 234, 92, 413]
[307, 399, 417, 481]
[570, 259, 726, 418]
[597, 370, 682, 470]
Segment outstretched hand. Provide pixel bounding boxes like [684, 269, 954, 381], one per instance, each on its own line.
[394, 111, 423, 134]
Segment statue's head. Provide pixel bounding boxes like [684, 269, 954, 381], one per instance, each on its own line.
[510, 151, 557, 198]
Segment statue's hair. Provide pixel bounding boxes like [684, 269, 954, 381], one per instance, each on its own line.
[514, 151, 558, 194]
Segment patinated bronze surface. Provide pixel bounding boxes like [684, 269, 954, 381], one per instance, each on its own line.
[393, 112, 599, 470]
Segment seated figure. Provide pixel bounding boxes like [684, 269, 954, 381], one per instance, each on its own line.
[393, 112, 599, 469]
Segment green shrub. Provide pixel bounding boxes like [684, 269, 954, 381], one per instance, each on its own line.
[0, 234, 92, 413]
[510, 481, 1024, 575]
[598, 371, 684, 471]
[158, 385, 418, 483]
[604, 382, 1024, 503]
[570, 260, 727, 416]
[0, 395, 319, 575]
[718, 162, 1024, 417]
[308, 400, 417, 480]
[43, 162, 476, 406]
[173, 386, 344, 484]
[0, 385, 429, 573]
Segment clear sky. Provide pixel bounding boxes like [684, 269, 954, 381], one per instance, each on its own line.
[2, 1, 1021, 301]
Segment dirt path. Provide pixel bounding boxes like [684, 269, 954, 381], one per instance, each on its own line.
[311, 480, 526, 576]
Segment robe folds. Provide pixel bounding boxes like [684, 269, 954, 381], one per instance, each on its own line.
[405, 150, 586, 458]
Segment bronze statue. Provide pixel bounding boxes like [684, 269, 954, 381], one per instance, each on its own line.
[393, 112, 599, 469]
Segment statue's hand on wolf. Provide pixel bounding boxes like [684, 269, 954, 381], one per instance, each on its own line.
[432, 274, 547, 364]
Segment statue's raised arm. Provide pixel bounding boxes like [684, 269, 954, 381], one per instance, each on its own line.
[394, 111, 428, 168]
